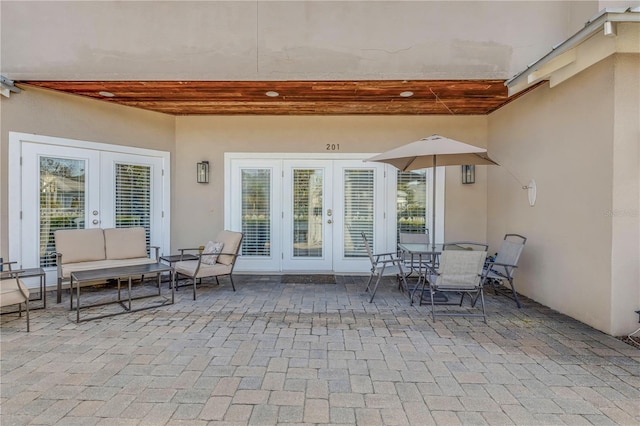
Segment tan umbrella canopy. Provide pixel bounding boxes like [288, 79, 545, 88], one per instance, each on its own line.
[365, 134, 499, 246]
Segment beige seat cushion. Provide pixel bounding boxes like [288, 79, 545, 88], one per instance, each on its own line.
[60, 257, 156, 278]
[104, 227, 148, 260]
[174, 260, 232, 278]
[0, 278, 30, 306]
[214, 230, 242, 265]
[55, 228, 106, 263]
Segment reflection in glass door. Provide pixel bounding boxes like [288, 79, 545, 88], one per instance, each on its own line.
[38, 156, 91, 267]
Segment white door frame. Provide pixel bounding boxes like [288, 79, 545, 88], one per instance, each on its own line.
[8, 132, 171, 285]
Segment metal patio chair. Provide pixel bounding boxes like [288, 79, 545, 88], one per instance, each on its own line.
[423, 248, 488, 322]
[0, 268, 30, 332]
[362, 232, 408, 303]
[174, 230, 244, 300]
[482, 234, 527, 308]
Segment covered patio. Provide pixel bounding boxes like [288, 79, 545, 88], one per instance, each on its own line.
[1, 277, 638, 425]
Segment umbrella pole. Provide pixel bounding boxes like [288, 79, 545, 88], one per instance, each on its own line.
[431, 156, 436, 248]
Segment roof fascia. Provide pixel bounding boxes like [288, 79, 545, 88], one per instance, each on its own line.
[506, 8, 640, 96]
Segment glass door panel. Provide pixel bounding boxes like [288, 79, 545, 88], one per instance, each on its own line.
[282, 161, 333, 271]
[21, 143, 100, 269]
[38, 157, 88, 267]
[343, 169, 375, 257]
[293, 169, 324, 257]
[241, 168, 272, 257]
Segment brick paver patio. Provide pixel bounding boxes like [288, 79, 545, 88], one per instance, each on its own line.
[1, 275, 639, 425]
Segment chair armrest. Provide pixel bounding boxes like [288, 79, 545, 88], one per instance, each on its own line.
[490, 261, 517, 268]
[149, 246, 160, 260]
[178, 248, 201, 261]
[0, 261, 17, 272]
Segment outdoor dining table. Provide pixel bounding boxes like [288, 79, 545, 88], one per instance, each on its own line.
[397, 242, 445, 305]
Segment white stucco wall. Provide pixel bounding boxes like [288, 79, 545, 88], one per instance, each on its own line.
[0, 86, 175, 258]
[173, 116, 490, 251]
[1, 1, 599, 81]
[488, 55, 639, 335]
[611, 53, 640, 336]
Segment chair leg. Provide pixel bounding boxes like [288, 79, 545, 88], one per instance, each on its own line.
[25, 300, 30, 332]
[192, 276, 197, 300]
[229, 274, 236, 291]
[478, 289, 486, 323]
[57, 277, 62, 303]
[368, 275, 383, 303]
[430, 287, 437, 322]
[364, 274, 374, 293]
[507, 279, 521, 308]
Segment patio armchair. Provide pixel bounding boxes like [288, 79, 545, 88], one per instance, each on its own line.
[362, 232, 408, 303]
[174, 230, 244, 300]
[0, 267, 30, 331]
[482, 234, 527, 308]
[422, 246, 488, 322]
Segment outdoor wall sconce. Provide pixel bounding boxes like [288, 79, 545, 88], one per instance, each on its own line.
[197, 161, 209, 183]
[461, 165, 475, 184]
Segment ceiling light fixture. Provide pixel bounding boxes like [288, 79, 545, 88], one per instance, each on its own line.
[265, 91, 279, 97]
[400, 91, 414, 97]
[99, 91, 115, 97]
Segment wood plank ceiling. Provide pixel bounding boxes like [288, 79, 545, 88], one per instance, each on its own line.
[20, 80, 523, 116]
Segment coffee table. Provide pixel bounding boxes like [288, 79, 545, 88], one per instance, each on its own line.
[70, 263, 174, 323]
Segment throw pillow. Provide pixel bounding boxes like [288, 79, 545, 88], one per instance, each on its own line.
[201, 241, 224, 265]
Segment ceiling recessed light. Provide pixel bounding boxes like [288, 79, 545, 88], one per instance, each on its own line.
[400, 91, 414, 97]
[99, 91, 115, 97]
[266, 91, 279, 97]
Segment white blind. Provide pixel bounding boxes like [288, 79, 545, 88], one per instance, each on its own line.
[115, 164, 152, 250]
[344, 169, 374, 257]
[241, 169, 271, 256]
[39, 156, 86, 267]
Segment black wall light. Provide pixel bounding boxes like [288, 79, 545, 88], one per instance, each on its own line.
[461, 165, 475, 184]
[197, 161, 209, 183]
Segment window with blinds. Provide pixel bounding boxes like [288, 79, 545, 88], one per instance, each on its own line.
[241, 169, 271, 256]
[343, 169, 374, 257]
[115, 163, 152, 250]
[397, 170, 427, 241]
[39, 156, 86, 267]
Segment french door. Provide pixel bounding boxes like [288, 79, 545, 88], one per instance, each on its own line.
[226, 155, 388, 273]
[10, 133, 169, 280]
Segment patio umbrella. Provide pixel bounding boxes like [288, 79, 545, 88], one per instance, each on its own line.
[365, 134, 498, 247]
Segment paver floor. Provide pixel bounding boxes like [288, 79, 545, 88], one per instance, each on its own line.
[1, 275, 638, 425]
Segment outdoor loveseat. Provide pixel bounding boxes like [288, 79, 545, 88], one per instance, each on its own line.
[54, 227, 159, 303]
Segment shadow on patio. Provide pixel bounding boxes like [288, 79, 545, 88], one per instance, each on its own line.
[1, 275, 638, 425]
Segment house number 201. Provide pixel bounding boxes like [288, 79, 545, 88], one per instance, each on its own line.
[326, 144, 340, 151]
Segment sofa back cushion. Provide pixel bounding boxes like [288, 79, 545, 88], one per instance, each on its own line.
[214, 230, 243, 265]
[55, 228, 106, 264]
[104, 227, 148, 260]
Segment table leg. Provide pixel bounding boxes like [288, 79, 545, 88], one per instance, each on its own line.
[41, 273, 46, 309]
[128, 276, 132, 311]
[171, 269, 175, 304]
[76, 277, 81, 323]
